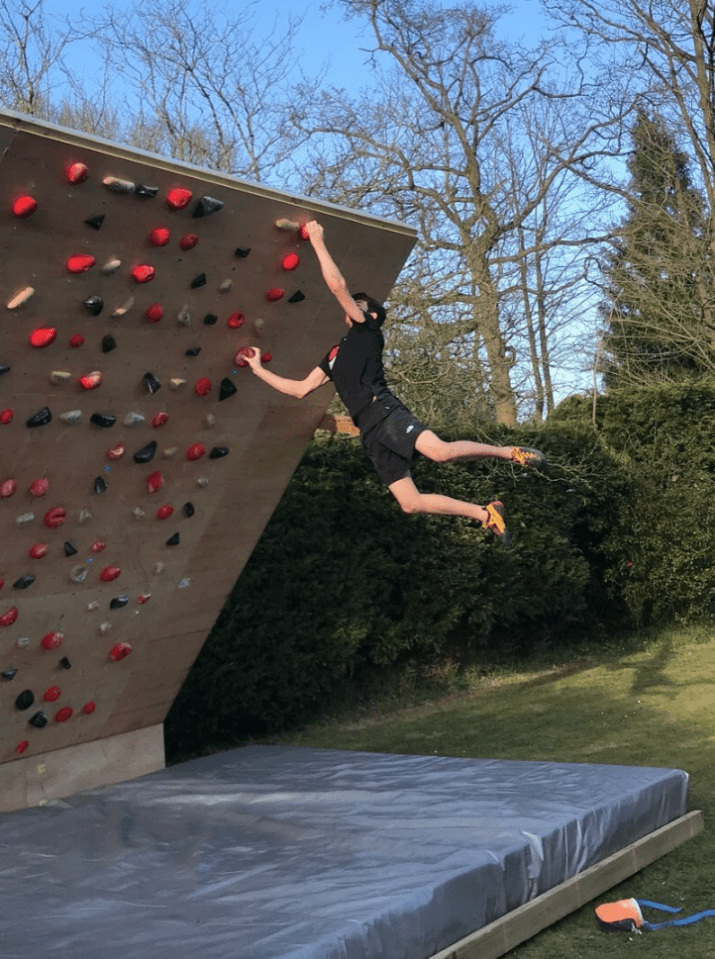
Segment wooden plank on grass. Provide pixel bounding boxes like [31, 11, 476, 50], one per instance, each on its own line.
[430, 810, 704, 959]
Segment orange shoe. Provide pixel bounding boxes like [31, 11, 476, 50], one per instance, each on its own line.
[511, 446, 547, 468]
[484, 500, 511, 546]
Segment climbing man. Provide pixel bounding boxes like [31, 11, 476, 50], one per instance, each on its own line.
[240, 220, 546, 545]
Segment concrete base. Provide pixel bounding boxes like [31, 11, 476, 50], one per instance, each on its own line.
[0, 724, 164, 813]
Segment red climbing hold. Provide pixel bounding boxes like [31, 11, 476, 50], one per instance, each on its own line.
[16, 740, 29, 755]
[83, 701, 96, 715]
[137, 594, 151, 605]
[30, 478, 49, 497]
[69, 334, 85, 348]
[66, 161, 89, 184]
[0, 479, 17, 498]
[79, 371, 103, 390]
[145, 303, 164, 323]
[67, 254, 96, 274]
[41, 631, 63, 650]
[12, 194, 38, 218]
[166, 187, 193, 210]
[44, 506, 66, 528]
[0, 607, 18, 627]
[107, 444, 125, 461]
[100, 566, 121, 582]
[55, 707, 73, 723]
[157, 505, 174, 519]
[261, 352, 273, 364]
[29, 543, 49, 560]
[132, 264, 155, 283]
[227, 311, 245, 329]
[282, 253, 299, 271]
[149, 227, 170, 247]
[299, 223, 310, 240]
[43, 686, 61, 702]
[234, 346, 255, 368]
[146, 471, 164, 493]
[0, 409, 13, 424]
[266, 287, 285, 302]
[180, 233, 199, 250]
[152, 412, 169, 428]
[109, 643, 132, 662]
[186, 443, 206, 461]
[91, 541, 107, 553]
[195, 377, 212, 397]
[30, 327, 57, 348]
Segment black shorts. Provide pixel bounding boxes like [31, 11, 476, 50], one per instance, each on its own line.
[360, 406, 429, 486]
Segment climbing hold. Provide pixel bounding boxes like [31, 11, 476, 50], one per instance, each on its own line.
[234, 346, 255, 367]
[100, 566, 121, 582]
[146, 471, 164, 493]
[83, 701, 96, 714]
[169, 379, 186, 390]
[190, 272, 207, 289]
[152, 412, 169, 428]
[16, 637, 30, 649]
[15, 691, 34, 710]
[282, 253, 300, 271]
[102, 258, 121, 274]
[157, 505, 174, 520]
[109, 596, 128, 609]
[16, 513, 35, 527]
[70, 566, 87, 583]
[192, 196, 223, 218]
[112, 297, 135, 318]
[66, 161, 89, 184]
[123, 412, 145, 426]
[13, 575, 35, 590]
[101, 336, 116, 354]
[99, 621, 112, 634]
[137, 593, 151, 604]
[177, 304, 191, 326]
[29, 711, 48, 729]
[133, 507, 146, 520]
[275, 218, 300, 231]
[0, 365, 9, 375]
[0, 409, 12, 424]
[0, 607, 18, 627]
[59, 657, 71, 669]
[205, 414, 216, 428]
[219, 279, 232, 293]
[187, 443, 206, 461]
[50, 371, 71, 385]
[261, 352, 273, 363]
[185, 347, 201, 358]
[79, 371, 102, 390]
[79, 508, 92, 524]
[195, 377, 212, 396]
[197, 477, 209, 488]
[45, 507, 66, 528]
[27, 407, 52, 427]
[209, 446, 229, 459]
[16, 740, 29, 754]
[253, 318, 265, 334]
[69, 334, 85, 349]
[30, 479, 49, 497]
[29, 543, 49, 559]
[1, 479, 17, 498]
[166, 532, 180, 546]
[41, 631, 63, 651]
[266, 287, 285, 302]
[145, 303, 164, 323]
[84, 214, 105, 230]
[67, 253, 96, 274]
[149, 226, 170, 246]
[81, 297, 104, 320]
[106, 443, 125, 460]
[183, 502, 195, 518]
[219, 378, 237, 401]
[55, 707, 73, 723]
[227, 311, 244, 329]
[103, 176, 135, 193]
[109, 643, 132, 662]
[30, 327, 57, 349]
[203, 313, 218, 325]
[163, 447, 177, 458]
[288, 290, 306, 303]
[2, 668, 17, 680]
[43, 686, 61, 702]
[94, 476, 108, 494]
[7, 286, 34, 309]
[63, 541, 78, 557]
[134, 441, 157, 464]
[60, 410, 83, 425]
[180, 233, 198, 250]
[143, 372, 162, 394]
[166, 186, 192, 210]
[132, 264, 155, 283]
[234, 247, 251, 258]
[90, 413, 117, 429]
[12, 194, 37, 218]
[135, 184, 158, 198]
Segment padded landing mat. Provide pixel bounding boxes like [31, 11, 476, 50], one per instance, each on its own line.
[0, 746, 689, 959]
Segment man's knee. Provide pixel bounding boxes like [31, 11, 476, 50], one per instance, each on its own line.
[415, 430, 452, 463]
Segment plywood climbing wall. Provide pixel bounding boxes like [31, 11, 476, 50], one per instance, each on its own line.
[0, 111, 416, 811]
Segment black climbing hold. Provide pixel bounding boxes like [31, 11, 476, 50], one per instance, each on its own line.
[183, 502, 195, 518]
[27, 407, 51, 428]
[13, 575, 35, 590]
[94, 476, 108, 494]
[16, 690, 34, 711]
[234, 247, 251, 258]
[143, 372, 161, 394]
[203, 313, 218, 326]
[192, 196, 224, 218]
[288, 290, 306, 303]
[219, 378, 237, 401]
[185, 347, 201, 357]
[110, 595, 129, 610]
[166, 532, 180, 546]
[0, 365, 10, 375]
[102, 335, 117, 353]
[59, 657, 71, 670]
[64, 541, 78, 557]
[133, 441, 157, 464]
[29, 710, 48, 728]
[90, 412, 117, 428]
[209, 446, 229, 459]
[134, 184, 158, 198]
[84, 214, 105, 230]
[190, 273, 207, 289]
[2, 668, 17, 681]
[83, 295, 104, 316]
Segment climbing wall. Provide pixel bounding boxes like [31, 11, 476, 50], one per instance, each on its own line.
[0, 112, 416, 812]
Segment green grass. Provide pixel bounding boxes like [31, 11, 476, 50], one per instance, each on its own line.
[279, 626, 715, 958]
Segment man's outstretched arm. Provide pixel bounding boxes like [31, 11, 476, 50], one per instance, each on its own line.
[305, 221, 367, 325]
[242, 349, 330, 398]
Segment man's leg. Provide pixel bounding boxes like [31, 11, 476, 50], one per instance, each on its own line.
[414, 430, 545, 467]
[388, 476, 510, 543]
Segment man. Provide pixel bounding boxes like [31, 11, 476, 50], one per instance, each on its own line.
[241, 220, 546, 545]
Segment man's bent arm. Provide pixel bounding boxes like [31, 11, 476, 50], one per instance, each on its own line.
[248, 358, 329, 398]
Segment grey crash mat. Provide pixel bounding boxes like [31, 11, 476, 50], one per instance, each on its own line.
[0, 746, 689, 959]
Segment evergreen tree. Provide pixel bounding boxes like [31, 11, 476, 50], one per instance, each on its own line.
[601, 112, 713, 386]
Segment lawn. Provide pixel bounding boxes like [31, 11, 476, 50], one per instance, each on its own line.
[283, 626, 715, 958]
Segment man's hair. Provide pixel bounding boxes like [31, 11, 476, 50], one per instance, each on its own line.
[352, 292, 387, 328]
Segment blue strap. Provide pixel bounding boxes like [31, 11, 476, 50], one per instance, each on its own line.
[637, 900, 715, 930]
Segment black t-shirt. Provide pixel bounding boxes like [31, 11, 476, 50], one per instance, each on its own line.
[318, 320, 402, 431]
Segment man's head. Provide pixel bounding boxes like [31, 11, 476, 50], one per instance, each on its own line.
[352, 292, 386, 328]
